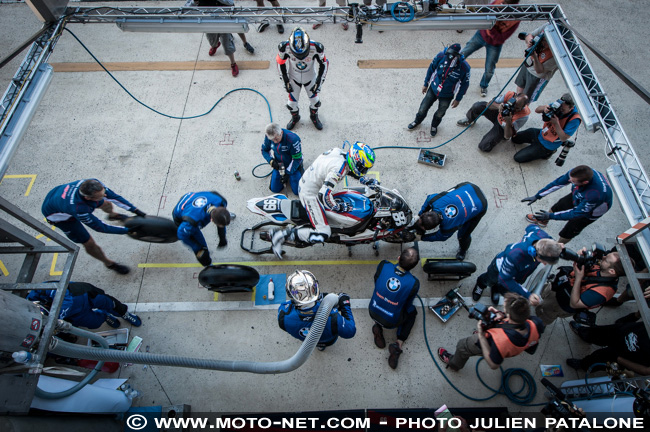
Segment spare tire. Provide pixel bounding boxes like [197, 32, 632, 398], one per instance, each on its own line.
[125, 216, 178, 244]
[422, 260, 476, 276]
[199, 264, 260, 293]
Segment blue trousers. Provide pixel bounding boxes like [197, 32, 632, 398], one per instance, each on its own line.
[460, 31, 503, 90]
[270, 168, 303, 195]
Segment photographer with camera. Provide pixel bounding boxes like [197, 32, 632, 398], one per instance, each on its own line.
[535, 246, 624, 325]
[523, 165, 612, 243]
[456, 91, 529, 152]
[511, 93, 581, 163]
[438, 294, 544, 371]
[472, 224, 563, 305]
[515, 25, 558, 102]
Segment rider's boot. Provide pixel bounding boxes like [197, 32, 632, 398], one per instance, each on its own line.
[270, 227, 295, 259]
[310, 108, 323, 130]
[287, 109, 300, 130]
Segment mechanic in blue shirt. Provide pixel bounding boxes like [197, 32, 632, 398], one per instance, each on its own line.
[522, 165, 613, 244]
[414, 182, 488, 261]
[278, 270, 356, 350]
[261, 122, 304, 195]
[27, 281, 141, 328]
[172, 191, 232, 266]
[407, 43, 471, 137]
[472, 224, 563, 305]
[511, 93, 581, 163]
[41, 179, 145, 275]
[369, 247, 420, 370]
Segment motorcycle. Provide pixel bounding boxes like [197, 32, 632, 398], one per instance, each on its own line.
[240, 185, 417, 256]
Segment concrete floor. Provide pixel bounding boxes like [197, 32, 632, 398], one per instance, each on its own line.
[1, 0, 649, 415]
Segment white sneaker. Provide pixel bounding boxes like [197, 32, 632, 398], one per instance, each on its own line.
[270, 229, 285, 259]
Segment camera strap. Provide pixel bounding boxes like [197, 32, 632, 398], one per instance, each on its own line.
[582, 275, 619, 288]
[494, 322, 527, 331]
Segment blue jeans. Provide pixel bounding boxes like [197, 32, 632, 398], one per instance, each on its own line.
[460, 31, 502, 90]
[414, 88, 452, 128]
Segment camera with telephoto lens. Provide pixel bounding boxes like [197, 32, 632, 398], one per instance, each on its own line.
[468, 302, 499, 329]
[542, 100, 563, 122]
[518, 32, 544, 56]
[555, 140, 575, 167]
[560, 243, 608, 270]
[501, 97, 517, 117]
[540, 378, 585, 420]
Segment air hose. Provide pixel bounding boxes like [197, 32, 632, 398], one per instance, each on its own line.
[64, 28, 273, 122]
[34, 320, 108, 399]
[416, 295, 544, 406]
[48, 294, 339, 374]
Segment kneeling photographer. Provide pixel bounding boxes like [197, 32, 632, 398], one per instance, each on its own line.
[438, 294, 544, 371]
[456, 91, 530, 152]
[511, 93, 581, 163]
[535, 245, 624, 325]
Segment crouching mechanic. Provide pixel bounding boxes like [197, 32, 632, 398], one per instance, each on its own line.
[522, 165, 612, 244]
[278, 270, 356, 350]
[277, 27, 328, 130]
[535, 248, 624, 325]
[414, 182, 488, 261]
[41, 179, 146, 275]
[271, 142, 377, 259]
[438, 294, 544, 371]
[369, 247, 420, 370]
[172, 191, 233, 266]
[27, 281, 141, 329]
[472, 224, 563, 305]
[261, 122, 304, 195]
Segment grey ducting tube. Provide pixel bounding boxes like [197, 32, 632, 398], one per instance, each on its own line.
[48, 294, 339, 374]
[35, 320, 108, 399]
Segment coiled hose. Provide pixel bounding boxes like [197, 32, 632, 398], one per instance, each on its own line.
[48, 294, 339, 374]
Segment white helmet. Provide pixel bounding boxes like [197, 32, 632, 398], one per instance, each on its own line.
[285, 270, 319, 306]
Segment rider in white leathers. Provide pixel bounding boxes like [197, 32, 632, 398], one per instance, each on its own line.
[277, 27, 329, 131]
[271, 143, 377, 259]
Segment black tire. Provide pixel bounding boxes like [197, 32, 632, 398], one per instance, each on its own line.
[125, 216, 178, 244]
[199, 265, 260, 293]
[422, 260, 476, 276]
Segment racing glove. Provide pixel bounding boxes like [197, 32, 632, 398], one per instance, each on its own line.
[309, 82, 321, 94]
[534, 210, 552, 221]
[521, 195, 539, 205]
[270, 160, 279, 170]
[359, 177, 380, 188]
[333, 201, 353, 213]
[284, 81, 293, 93]
[196, 248, 212, 266]
[338, 293, 351, 309]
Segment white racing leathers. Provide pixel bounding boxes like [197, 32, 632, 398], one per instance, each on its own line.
[276, 41, 329, 113]
[297, 148, 358, 243]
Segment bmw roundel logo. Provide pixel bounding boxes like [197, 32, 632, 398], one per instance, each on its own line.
[444, 204, 458, 218]
[387, 277, 401, 292]
[193, 197, 208, 208]
[299, 327, 310, 338]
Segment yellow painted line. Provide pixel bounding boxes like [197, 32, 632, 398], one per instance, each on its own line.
[36, 219, 56, 240]
[251, 286, 256, 302]
[50, 253, 63, 276]
[0, 260, 9, 276]
[213, 292, 219, 302]
[138, 260, 386, 268]
[0, 174, 37, 196]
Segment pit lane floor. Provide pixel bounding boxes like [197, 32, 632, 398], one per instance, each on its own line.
[1, 0, 649, 415]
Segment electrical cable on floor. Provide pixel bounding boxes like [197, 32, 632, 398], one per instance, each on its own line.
[374, 39, 541, 152]
[63, 28, 273, 122]
[416, 295, 545, 406]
